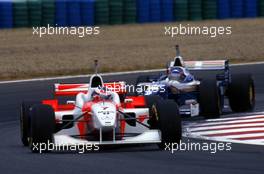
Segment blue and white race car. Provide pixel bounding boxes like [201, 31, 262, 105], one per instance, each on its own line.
[136, 46, 255, 119]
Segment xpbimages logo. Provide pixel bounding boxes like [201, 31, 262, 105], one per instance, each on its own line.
[164, 140, 232, 154]
[31, 140, 100, 153]
[164, 24, 232, 38]
[98, 82, 166, 94]
[32, 24, 100, 38]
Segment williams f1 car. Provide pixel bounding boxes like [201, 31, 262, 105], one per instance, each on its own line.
[20, 61, 182, 153]
[136, 45, 255, 118]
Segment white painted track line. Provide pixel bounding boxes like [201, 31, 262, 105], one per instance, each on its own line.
[188, 122, 264, 132]
[206, 114, 264, 122]
[0, 61, 263, 84]
[184, 114, 264, 146]
[0, 69, 164, 84]
[190, 117, 264, 127]
[198, 128, 264, 136]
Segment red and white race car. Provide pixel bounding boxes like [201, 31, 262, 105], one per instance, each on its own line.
[20, 70, 182, 153]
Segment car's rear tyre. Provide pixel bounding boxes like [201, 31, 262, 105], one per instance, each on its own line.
[199, 78, 221, 119]
[228, 74, 255, 112]
[144, 95, 162, 128]
[20, 101, 40, 146]
[152, 100, 182, 149]
[29, 104, 55, 153]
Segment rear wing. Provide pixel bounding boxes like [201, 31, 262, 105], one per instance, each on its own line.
[54, 82, 126, 96]
[185, 60, 228, 70]
[170, 60, 229, 71]
[169, 59, 230, 84]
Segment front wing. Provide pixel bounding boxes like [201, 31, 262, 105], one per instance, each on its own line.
[53, 130, 161, 146]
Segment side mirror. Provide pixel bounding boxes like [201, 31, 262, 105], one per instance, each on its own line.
[124, 98, 133, 103]
[67, 101, 76, 105]
[166, 61, 171, 74]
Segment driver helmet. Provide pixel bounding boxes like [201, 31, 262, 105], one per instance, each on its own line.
[168, 67, 186, 81]
[93, 88, 111, 100]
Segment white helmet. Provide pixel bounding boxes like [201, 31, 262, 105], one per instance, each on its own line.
[168, 67, 186, 82]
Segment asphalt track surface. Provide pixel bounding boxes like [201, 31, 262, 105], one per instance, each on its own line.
[0, 64, 264, 174]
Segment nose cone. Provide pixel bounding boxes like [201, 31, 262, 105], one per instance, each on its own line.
[92, 102, 117, 130]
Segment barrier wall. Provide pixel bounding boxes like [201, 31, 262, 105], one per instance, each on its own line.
[0, 0, 263, 29]
[174, 0, 188, 21]
[231, 0, 244, 18]
[0, 0, 13, 28]
[218, 0, 231, 19]
[161, 0, 173, 22]
[137, 0, 149, 23]
[203, 0, 217, 19]
[189, 0, 202, 20]
[260, 0, 264, 16]
[109, 0, 123, 24]
[244, 0, 257, 17]
[81, 0, 95, 26]
[150, 0, 161, 22]
[123, 0, 136, 23]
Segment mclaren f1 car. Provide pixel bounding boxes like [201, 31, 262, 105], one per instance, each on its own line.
[20, 61, 182, 153]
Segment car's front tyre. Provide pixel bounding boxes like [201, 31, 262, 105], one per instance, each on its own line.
[20, 101, 40, 146]
[29, 104, 55, 153]
[152, 100, 182, 149]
